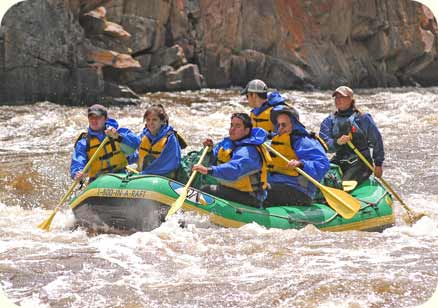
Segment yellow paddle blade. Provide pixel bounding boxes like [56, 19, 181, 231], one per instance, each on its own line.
[320, 185, 361, 219]
[165, 189, 188, 220]
[342, 180, 358, 192]
[37, 209, 58, 231]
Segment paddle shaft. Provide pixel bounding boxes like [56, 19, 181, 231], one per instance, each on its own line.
[264, 144, 323, 189]
[165, 146, 210, 219]
[346, 141, 410, 208]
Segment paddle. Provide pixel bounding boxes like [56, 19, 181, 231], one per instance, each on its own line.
[264, 143, 361, 219]
[126, 165, 139, 174]
[37, 136, 110, 231]
[342, 180, 358, 192]
[165, 146, 210, 220]
[346, 141, 426, 225]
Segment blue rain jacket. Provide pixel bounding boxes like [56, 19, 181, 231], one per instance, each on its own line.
[210, 128, 268, 200]
[269, 115, 330, 198]
[70, 118, 140, 179]
[319, 111, 385, 166]
[130, 125, 181, 176]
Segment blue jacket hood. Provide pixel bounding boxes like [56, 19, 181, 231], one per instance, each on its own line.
[268, 92, 286, 106]
[291, 115, 307, 135]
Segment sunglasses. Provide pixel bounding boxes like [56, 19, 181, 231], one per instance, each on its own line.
[277, 122, 289, 128]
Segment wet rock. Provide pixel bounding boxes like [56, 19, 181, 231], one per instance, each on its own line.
[88, 49, 141, 69]
[79, 7, 107, 35]
[121, 15, 159, 52]
[1, 0, 438, 105]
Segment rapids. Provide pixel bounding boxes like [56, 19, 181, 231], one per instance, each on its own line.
[0, 87, 437, 307]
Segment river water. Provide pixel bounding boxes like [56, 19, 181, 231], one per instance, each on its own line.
[0, 87, 437, 307]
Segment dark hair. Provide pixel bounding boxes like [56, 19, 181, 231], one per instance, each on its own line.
[231, 112, 252, 129]
[351, 99, 361, 113]
[143, 104, 169, 124]
[255, 92, 267, 100]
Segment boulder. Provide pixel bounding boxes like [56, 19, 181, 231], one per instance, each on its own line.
[151, 45, 187, 69]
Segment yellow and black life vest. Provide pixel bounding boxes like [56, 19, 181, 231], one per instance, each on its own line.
[270, 133, 300, 177]
[216, 145, 272, 193]
[137, 131, 172, 172]
[76, 132, 128, 179]
[250, 106, 275, 133]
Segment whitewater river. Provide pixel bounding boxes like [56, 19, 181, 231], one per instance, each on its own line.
[0, 87, 437, 307]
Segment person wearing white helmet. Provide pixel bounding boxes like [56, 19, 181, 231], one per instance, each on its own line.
[319, 86, 384, 184]
[241, 79, 296, 135]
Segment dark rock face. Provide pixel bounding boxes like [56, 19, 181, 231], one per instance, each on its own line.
[1, 0, 438, 105]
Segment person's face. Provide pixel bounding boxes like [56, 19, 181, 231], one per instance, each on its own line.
[334, 93, 353, 111]
[246, 92, 257, 108]
[229, 117, 250, 141]
[145, 112, 163, 135]
[277, 113, 293, 135]
[88, 114, 106, 131]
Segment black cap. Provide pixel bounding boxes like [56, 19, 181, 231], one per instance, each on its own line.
[88, 104, 108, 117]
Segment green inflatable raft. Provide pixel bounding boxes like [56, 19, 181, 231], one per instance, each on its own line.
[69, 151, 395, 232]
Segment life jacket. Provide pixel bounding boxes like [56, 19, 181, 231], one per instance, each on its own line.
[250, 105, 276, 133]
[331, 112, 370, 160]
[269, 133, 300, 177]
[138, 131, 173, 172]
[216, 144, 272, 193]
[76, 132, 128, 179]
[174, 131, 188, 149]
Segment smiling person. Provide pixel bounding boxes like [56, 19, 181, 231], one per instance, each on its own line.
[70, 104, 140, 182]
[132, 104, 182, 177]
[192, 113, 271, 208]
[265, 108, 330, 206]
[319, 86, 384, 184]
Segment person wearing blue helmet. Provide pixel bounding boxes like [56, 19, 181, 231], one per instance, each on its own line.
[266, 108, 330, 206]
[70, 104, 140, 182]
[192, 113, 272, 207]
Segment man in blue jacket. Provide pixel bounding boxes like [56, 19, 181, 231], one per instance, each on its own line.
[241, 79, 296, 135]
[265, 108, 330, 206]
[70, 104, 140, 182]
[319, 86, 384, 184]
[192, 113, 271, 207]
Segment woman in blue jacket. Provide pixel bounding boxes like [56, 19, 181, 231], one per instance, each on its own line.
[319, 86, 384, 184]
[134, 104, 181, 178]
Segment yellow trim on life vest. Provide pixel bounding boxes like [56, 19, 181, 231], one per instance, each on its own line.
[216, 145, 270, 193]
[83, 134, 127, 178]
[250, 106, 275, 133]
[138, 134, 169, 172]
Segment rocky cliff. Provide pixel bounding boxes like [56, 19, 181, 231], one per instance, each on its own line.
[1, 0, 437, 105]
